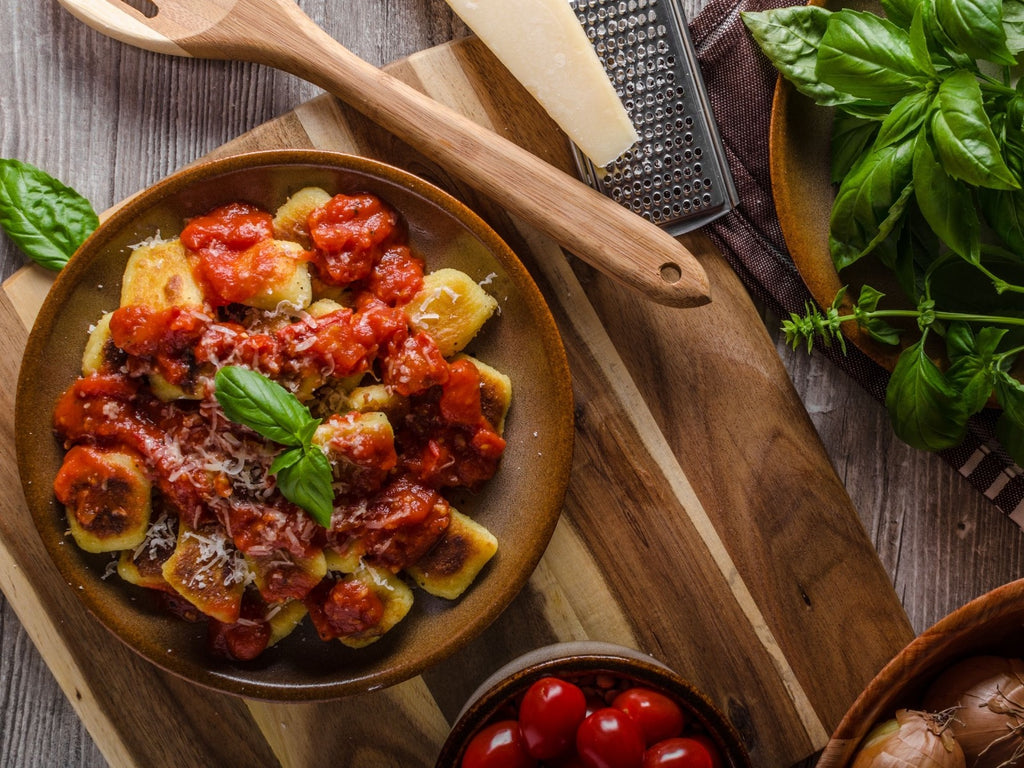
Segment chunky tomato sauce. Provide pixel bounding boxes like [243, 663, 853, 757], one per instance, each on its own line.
[53, 192, 506, 659]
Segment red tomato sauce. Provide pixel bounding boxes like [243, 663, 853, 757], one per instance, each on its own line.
[53, 444, 147, 539]
[181, 202, 293, 307]
[52, 192, 505, 659]
[305, 577, 386, 641]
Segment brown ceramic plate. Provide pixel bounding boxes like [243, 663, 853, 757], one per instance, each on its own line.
[14, 149, 574, 701]
[769, 0, 906, 371]
[816, 578, 1024, 767]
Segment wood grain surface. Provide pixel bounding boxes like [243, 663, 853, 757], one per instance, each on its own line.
[2, 2, 1024, 768]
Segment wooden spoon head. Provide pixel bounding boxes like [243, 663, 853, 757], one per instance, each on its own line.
[56, 0, 240, 57]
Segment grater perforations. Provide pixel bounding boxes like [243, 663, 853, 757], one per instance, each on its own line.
[570, 0, 737, 234]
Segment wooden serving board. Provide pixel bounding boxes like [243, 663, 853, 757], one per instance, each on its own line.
[0, 38, 914, 767]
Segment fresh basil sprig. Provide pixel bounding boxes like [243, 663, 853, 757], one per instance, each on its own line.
[744, 0, 1024, 463]
[0, 159, 98, 270]
[214, 366, 335, 527]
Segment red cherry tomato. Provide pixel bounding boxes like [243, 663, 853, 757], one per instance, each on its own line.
[612, 687, 687, 746]
[462, 720, 537, 768]
[642, 735, 723, 768]
[576, 708, 646, 768]
[518, 676, 588, 760]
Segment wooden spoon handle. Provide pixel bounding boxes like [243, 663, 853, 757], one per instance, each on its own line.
[191, 3, 711, 308]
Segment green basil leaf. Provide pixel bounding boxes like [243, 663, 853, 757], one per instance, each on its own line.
[742, 7, 858, 107]
[831, 113, 879, 183]
[0, 159, 98, 271]
[880, 0, 917, 29]
[891, 201, 938, 300]
[978, 187, 1024, 254]
[817, 10, 927, 103]
[275, 448, 335, 528]
[946, 322, 1007, 361]
[1005, 1, 1024, 55]
[214, 366, 316, 446]
[908, 6, 941, 76]
[875, 90, 933, 148]
[946, 355, 996, 415]
[995, 371, 1024, 465]
[935, 0, 1015, 65]
[885, 337, 968, 451]
[931, 70, 1020, 190]
[912, 133, 981, 261]
[944, 321, 975, 361]
[945, 324, 1006, 413]
[853, 285, 903, 345]
[830, 136, 916, 270]
[269, 446, 305, 475]
[919, 0, 976, 68]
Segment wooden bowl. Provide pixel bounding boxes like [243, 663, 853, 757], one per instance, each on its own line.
[435, 641, 753, 767]
[14, 149, 574, 701]
[816, 579, 1024, 767]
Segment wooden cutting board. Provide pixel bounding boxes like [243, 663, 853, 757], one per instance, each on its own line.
[0, 37, 914, 767]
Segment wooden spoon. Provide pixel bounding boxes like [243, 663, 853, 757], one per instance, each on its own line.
[56, 0, 712, 308]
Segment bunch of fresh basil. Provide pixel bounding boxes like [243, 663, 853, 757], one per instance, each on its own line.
[743, 0, 1024, 463]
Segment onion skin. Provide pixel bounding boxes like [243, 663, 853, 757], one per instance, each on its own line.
[852, 709, 965, 768]
[923, 656, 1024, 768]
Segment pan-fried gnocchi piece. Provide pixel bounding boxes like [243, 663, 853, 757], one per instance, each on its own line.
[266, 600, 308, 648]
[237, 239, 313, 311]
[121, 238, 205, 310]
[454, 353, 512, 434]
[117, 548, 171, 591]
[161, 524, 248, 625]
[54, 445, 152, 554]
[406, 509, 498, 600]
[346, 384, 410, 424]
[116, 513, 178, 591]
[81, 312, 116, 375]
[336, 564, 415, 649]
[324, 546, 363, 575]
[146, 371, 204, 402]
[406, 268, 499, 357]
[272, 186, 332, 246]
[247, 548, 327, 603]
[313, 411, 397, 486]
[306, 297, 346, 318]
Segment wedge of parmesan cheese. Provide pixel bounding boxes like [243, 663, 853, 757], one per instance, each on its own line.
[445, 0, 639, 167]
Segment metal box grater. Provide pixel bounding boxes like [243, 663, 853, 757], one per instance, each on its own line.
[569, 0, 737, 235]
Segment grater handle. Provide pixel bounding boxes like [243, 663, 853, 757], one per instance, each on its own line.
[216, 7, 712, 308]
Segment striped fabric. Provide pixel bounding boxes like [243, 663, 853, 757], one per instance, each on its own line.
[687, 0, 1024, 523]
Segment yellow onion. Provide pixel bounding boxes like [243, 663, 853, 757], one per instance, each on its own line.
[852, 709, 965, 768]
[923, 655, 1024, 768]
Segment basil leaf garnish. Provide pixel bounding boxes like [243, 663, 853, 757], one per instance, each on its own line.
[214, 366, 320, 446]
[214, 366, 334, 527]
[0, 158, 99, 271]
[274, 448, 335, 528]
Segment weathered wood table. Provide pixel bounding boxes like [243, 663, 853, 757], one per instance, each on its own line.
[2, 1, 1023, 766]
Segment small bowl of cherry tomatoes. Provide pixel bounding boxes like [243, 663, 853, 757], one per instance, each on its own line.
[435, 641, 752, 768]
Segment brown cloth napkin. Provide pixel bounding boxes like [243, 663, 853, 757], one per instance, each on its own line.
[688, 0, 1024, 523]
